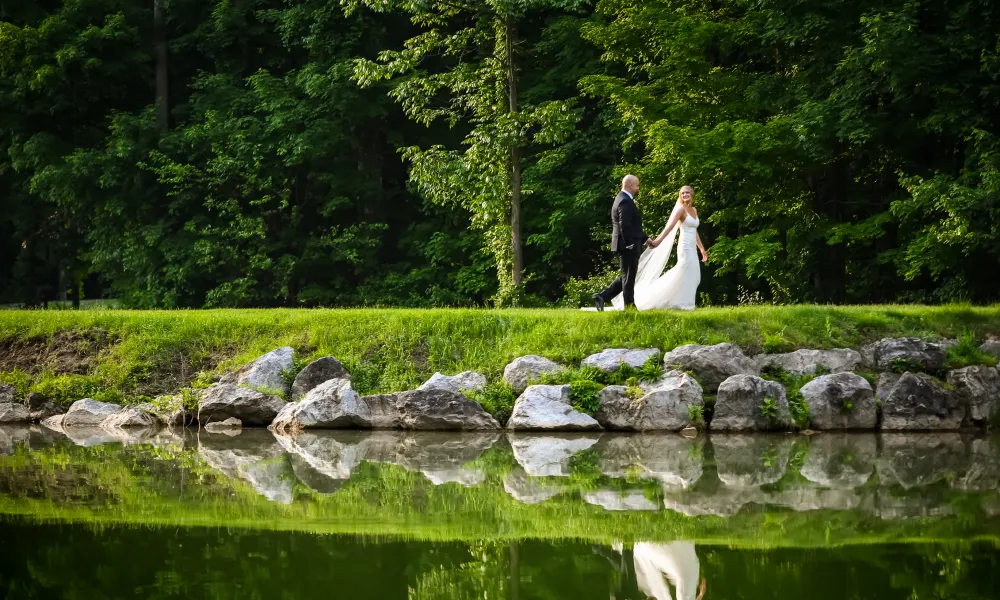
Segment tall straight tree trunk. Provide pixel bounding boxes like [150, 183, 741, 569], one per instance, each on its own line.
[505, 15, 523, 290]
[153, 0, 169, 132]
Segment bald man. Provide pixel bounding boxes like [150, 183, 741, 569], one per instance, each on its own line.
[594, 175, 656, 310]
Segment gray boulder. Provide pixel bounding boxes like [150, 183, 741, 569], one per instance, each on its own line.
[712, 375, 792, 431]
[503, 355, 566, 393]
[270, 378, 370, 432]
[417, 371, 487, 395]
[799, 372, 877, 430]
[947, 365, 1000, 424]
[595, 374, 703, 431]
[233, 346, 294, 395]
[101, 405, 161, 429]
[755, 348, 862, 376]
[0, 403, 29, 423]
[204, 417, 243, 433]
[26, 393, 64, 422]
[507, 384, 602, 431]
[800, 434, 877, 488]
[593, 434, 703, 490]
[198, 383, 286, 427]
[0, 384, 15, 403]
[882, 372, 964, 430]
[290, 356, 349, 400]
[875, 372, 902, 402]
[861, 338, 946, 372]
[361, 389, 500, 431]
[582, 348, 659, 373]
[62, 399, 123, 427]
[393, 388, 499, 430]
[41, 414, 65, 432]
[878, 433, 966, 489]
[980, 340, 1000, 359]
[661, 343, 757, 392]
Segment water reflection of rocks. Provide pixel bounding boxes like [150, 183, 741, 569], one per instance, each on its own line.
[3, 424, 999, 519]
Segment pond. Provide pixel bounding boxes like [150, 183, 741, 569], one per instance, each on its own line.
[1, 425, 998, 599]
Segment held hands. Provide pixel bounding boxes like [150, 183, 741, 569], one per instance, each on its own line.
[646, 238, 659, 249]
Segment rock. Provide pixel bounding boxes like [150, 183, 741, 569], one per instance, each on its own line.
[62, 399, 123, 427]
[0, 384, 15, 403]
[583, 489, 659, 511]
[711, 375, 792, 431]
[277, 430, 374, 493]
[417, 371, 487, 395]
[237, 346, 294, 395]
[951, 438, 1000, 492]
[507, 385, 602, 431]
[755, 348, 862, 376]
[593, 434, 703, 490]
[0, 403, 29, 423]
[270, 379, 370, 432]
[680, 426, 698, 438]
[799, 372, 877, 430]
[595, 374, 703, 431]
[980, 340, 1000, 359]
[197, 383, 286, 427]
[508, 433, 601, 476]
[26, 393, 64, 422]
[393, 388, 499, 430]
[503, 355, 566, 393]
[947, 365, 1000, 424]
[0, 425, 29, 455]
[101, 406, 161, 429]
[582, 348, 660, 373]
[800, 434, 876, 488]
[861, 338, 946, 372]
[713, 435, 792, 488]
[881, 372, 964, 430]
[503, 467, 565, 504]
[361, 389, 500, 431]
[875, 372, 901, 402]
[383, 431, 498, 486]
[290, 356, 349, 400]
[661, 343, 757, 392]
[204, 417, 243, 433]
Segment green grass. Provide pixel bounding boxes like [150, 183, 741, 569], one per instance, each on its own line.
[0, 305, 998, 408]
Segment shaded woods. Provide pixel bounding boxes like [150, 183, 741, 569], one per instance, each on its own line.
[2, 0, 999, 308]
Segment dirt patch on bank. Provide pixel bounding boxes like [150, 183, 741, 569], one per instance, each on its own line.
[0, 329, 117, 375]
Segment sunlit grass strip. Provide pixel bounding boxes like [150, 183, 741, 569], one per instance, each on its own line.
[1, 305, 999, 403]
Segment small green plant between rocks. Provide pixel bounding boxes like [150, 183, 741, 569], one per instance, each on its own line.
[759, 397, 779, 422]
[466, 381, 517, 425]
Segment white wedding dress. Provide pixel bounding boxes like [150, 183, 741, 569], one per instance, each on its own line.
[607, 210, 701, 311]
[633, 541, 701, 600]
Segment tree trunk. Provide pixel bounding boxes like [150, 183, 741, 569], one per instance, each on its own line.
[154, 0, 169, 132]
[505, 15, 523, 290]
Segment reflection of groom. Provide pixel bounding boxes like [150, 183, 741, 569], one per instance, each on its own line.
[594, 174, 657, 311]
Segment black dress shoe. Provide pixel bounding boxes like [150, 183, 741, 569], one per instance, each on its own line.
[593, 294, 605, 312]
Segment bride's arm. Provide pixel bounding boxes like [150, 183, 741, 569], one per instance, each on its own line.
[654, 205, 684, 245]
[697, 232, 708, 262]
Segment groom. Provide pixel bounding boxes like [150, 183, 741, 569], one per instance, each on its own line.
[593, 175, 657, 311]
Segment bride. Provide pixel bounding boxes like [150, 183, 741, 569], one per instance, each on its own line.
[610, 185, 708, 311]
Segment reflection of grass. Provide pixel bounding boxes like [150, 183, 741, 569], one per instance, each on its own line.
[2, 436, 999, 548]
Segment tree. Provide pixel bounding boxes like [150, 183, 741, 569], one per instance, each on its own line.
[349, 0, 583, 304]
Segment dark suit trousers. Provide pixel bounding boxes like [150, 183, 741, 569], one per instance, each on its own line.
[600, 248, 641, 307]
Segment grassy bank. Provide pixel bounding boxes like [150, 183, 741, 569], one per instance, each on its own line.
[1, 305, 999, 405]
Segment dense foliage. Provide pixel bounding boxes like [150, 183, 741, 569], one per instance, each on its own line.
[2, 0, 999, 307]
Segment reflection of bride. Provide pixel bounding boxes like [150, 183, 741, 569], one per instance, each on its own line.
[633, 541, 706, 600]
[611, 186, 708, 311]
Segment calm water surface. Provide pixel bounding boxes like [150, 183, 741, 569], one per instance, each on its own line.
[1, 425, 998, 599]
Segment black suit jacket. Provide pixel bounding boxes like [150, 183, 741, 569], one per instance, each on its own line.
[610, 191, 649, 254]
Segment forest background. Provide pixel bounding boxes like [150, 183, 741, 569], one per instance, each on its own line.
[2, 0, 999, 309]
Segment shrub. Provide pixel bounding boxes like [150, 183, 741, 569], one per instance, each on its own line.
[945, 331, 998, 369]
[467, 381, 517, 425]
[568, 380, 603, 415]
[759, 396, 779, 421]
